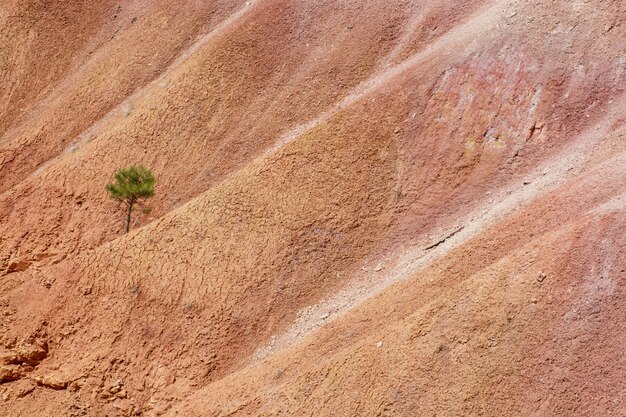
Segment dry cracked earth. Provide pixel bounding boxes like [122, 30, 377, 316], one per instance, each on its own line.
[0, 0, 625, 416]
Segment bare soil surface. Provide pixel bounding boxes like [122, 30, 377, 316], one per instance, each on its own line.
[1, 0, 625, 416]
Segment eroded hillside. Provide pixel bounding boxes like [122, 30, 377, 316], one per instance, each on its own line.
[1, 0, 625, 416]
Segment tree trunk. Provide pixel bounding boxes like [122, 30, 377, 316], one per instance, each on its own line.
[124, 198, 135, 234]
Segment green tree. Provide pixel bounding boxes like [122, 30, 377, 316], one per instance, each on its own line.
[105, 165, 156, 233]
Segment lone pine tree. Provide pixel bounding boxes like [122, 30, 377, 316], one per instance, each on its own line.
[105, 165, 156, 233]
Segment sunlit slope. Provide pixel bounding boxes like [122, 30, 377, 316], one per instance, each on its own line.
[0, 0, 624, 416]
[0, 0, 492, 276]
[0, 1, 248, 191]
[0, 0, 118, 137]
[176, 129, 626, 416]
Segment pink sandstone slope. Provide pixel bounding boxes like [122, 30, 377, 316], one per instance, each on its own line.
[0, 0, 625, 416]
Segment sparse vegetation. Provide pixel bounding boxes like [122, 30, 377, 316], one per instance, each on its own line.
[105, 165, 156, 233]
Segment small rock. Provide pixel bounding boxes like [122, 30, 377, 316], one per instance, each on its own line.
[15, 383, 36, 398]
[6, 259, 31, 274]
[7, 343, 48, 367]
[0, 365, 23, 383]
[109, 379, 123, 394]
[374, 263, 383, 272]
[110, 398, 133, 413]
[99, 390, 114, 400]
[320, 313, 329, 320]
[537, 272, 546, 282]
[34, 374, 68, 390]
[43, 277, 54, 289]
[68, 379, 83, 393]
[376, 341, 383, 348]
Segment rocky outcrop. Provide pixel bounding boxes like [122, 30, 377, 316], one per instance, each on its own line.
[0, 365, 23, 384]
[33, 374, 68, 390]
[0, 342, 48, 367]
[0, 342, 48, 385]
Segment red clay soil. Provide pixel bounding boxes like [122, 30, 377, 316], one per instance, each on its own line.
[0, 0, 625, 416]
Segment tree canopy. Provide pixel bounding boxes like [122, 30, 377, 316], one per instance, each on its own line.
[106, 165, 155, 233]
